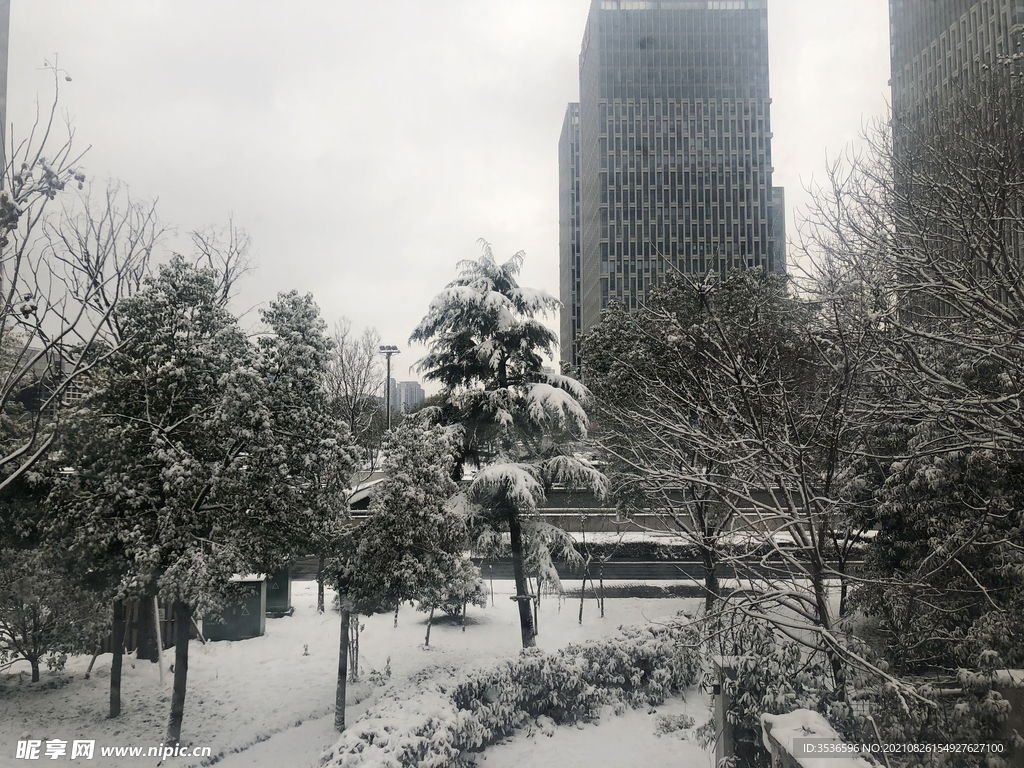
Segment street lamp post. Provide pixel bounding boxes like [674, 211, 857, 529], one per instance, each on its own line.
[379, 345, 400, 431]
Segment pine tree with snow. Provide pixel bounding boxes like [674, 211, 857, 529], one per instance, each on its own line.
[410, 240, 606, 648]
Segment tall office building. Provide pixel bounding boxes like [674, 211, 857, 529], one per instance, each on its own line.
[888, 2, 1024, 316]
[560, 0, 784, 367]
[889, 0, 1024, 119]
[558, 103, 582, 369]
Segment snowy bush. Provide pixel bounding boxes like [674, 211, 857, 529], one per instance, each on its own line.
[654, 713, 695, 735]
[416, 558, 488, 619]
[0, 547, 108, 682]
[320, 617, 700, 768]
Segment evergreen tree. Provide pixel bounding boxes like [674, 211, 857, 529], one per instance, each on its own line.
[49, 258, 355, 743]
[340, 420, 485, 650]
[410, 241, 605, 648]
[342, 420, 467, 617]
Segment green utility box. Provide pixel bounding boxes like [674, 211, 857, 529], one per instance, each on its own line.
[266, 567, 292, 617]
[204, 576, 266, 641]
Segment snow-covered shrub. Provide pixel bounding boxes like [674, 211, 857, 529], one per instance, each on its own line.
[320, 617, 700, 768]
[654, 713, 695, 735]
[853, 655, 1024, 767]
[695, 617, 1024, 768]
[695, 618, 842, 768]
[416, 558, 488, 619]
[0, 547, 108, 683]
[367, 657, 391, 687]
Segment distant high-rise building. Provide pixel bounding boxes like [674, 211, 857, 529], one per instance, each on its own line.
[558, 103, 582, 370]
[889, 0, 1024, 120]
[560, 0, 784, 367]
[888, 2, 1024, 315]
[396, 380, 425, 413]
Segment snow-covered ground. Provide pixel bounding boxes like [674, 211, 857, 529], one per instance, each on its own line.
[470, 698, 713, 768]
[1, 580, 708, 768]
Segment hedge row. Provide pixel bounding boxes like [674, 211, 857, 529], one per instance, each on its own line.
[480, 539, 868, 564]
[320, 618, 701, 768]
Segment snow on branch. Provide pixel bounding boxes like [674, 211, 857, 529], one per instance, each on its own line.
[541, 372, 591, 403]
[539, 454, 609, 500]
[508, 286, 559, 316]
[525, 383, 589, 435]
[468, 462, 544, 511]
[444, 491, 483, 522]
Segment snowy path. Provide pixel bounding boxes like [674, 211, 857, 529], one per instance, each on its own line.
[1, 581, 707, 768]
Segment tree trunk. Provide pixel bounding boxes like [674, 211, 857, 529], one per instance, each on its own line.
[30, 657, 40, 683]
[599, 563, 605, 618]
[348, 614, 359, 682]
[810, 554, 847, 699]
[317, 556, 326, 614]
[578, 564, 587, 625]
[110, 600, 125, 718]
[153, 596, 164, 684]
[136, 597, 159, 662]
[424, 606, 435, 647]
[836, 555, 849, 618]
[702, 546, 720, 612]
[335, 606, 350, 732]
[461, 601, 467, 633]
[507, 507, 536, 648]
[393, 604, 399, 628]
[532, 579, 539, 636]
[85, 648, 101, 679]
[166, 602, 191, 746]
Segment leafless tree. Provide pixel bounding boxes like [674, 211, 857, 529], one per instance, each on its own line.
[583, 268, 896, 699]
[189, 219, 254, 308]
[0, 73, 163, 493]
[796, 58, 1024, 675]
[326, 318, 385, 462]
[41, 181, 163, 344]
[800, 58, 1024, 461]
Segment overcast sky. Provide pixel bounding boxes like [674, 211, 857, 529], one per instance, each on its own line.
[9, 0, 890, 384]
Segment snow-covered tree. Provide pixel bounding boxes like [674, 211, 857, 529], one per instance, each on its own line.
[801, 60, 1024, 676]
[416, 556, 488, 646]
[0, 539, 107, 683]
[48, 259, 355, 743]
[341, 421, 465, 619]
[583, 267, 887, 699]
[247, 290, 356, 569]
[410, 240, 605, 648]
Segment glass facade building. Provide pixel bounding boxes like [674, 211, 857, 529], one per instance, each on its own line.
[889, 0, 1024, 118]
[558, 103, 582, 369]
[561, 0, 784, 366]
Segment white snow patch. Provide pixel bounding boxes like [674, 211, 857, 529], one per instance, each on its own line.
[477, 697, 707, 768]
